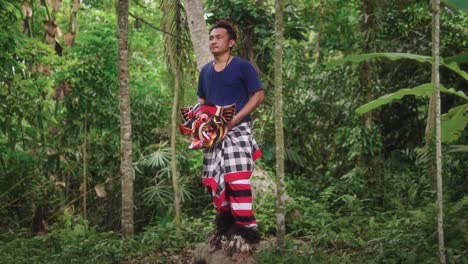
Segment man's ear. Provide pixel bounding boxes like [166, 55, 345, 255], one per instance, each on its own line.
[219, 104, 236, 122]
[228, 39, 235, 48]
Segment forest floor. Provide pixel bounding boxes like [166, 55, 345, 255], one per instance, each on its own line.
[123, 236, 280, 264]
[123, 247, 195, 264]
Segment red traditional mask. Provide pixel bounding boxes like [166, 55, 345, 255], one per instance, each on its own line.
[179, 103, 236, 149]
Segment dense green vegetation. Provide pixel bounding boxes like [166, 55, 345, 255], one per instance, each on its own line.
[0, 0, 466, 263]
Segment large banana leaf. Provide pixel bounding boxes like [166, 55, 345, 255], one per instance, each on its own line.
[326, 53, 432, 68]
[442, 0, 468, 13]
[448, 145, 468, 153]
[441, 104, 468, 143]
[441, 57, 468, 80]
[327, 53, 468, 80]
[445, 52, 468, 64]
[355, 83, 467, 114]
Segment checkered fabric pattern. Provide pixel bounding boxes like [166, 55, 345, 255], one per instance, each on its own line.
[202, 122, 262, 216]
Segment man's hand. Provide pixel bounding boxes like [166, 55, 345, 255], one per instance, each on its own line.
[221, 89, 264, 139]
[223, 120, 236, 138]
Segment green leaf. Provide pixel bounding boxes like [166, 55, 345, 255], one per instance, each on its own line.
[356, 83, 467, 114]
[441, 104, 468, 143]
[442, 0, 468, 13]
[445, 52, 468, 64]
[442, 87, 468, 100]
[327, 53, 468, 80]
[326, 53, 433, 69]
[355, 83, 434, 114]
[447, 145, 468, 153]
[441, 58, 468, 80]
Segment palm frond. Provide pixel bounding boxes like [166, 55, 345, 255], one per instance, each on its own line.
[140, 180, 173, 207]
[178, 178, 195, 203]
[160, 0, 194, 72]
[135, 142, 171, 169]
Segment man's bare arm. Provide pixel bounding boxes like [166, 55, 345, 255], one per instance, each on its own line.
[224, 89, 265, 136]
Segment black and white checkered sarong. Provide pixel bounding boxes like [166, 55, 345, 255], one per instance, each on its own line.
[201, 122, 262, 210]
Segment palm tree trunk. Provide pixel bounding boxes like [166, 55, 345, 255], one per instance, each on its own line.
[117, 0, 134, 237]
[432, 0, 446, 262]
[274, 0, 285, 249]
[185, 0, 212, 71]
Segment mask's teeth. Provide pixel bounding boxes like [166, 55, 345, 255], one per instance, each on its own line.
[203, 131, 210, 139]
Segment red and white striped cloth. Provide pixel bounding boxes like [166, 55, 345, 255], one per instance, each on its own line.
[202, 122, 262, 227]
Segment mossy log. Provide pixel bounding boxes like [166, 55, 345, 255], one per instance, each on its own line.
[194, 243, 257, 264]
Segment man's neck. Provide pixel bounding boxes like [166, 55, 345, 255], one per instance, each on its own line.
[213, 52, 231, 65]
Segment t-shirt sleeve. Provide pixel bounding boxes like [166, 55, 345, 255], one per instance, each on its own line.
[197, 67, 206, 99]
[241, 61, 263, 94]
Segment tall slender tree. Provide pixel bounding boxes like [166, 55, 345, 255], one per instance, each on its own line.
[432, 0, 446, 262]
[360, 0, 375, 129]
[274, 0, 285, 249]
[162, 0, 192, 225]
[184, 0, 211, 71]
[117, 0, 134, 237]
[168, 51, 181, 226]
[313, 0, 323, 68]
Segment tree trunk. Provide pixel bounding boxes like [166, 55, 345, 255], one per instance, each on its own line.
[274, 0, 285, 249]
[162, 0, 184, 227]
[22, 1, 33, 37]
[185, 0, 212, 71]
[169, 54, 181, 226]
[117, 0, 134, 237]
[82, 101, 88, 220]
[313, 0, 323, 68]
[360, 0, 375, 129]
[72, 0, 80, 34]
[238, 27, 260, 73]
[432, 0, 446, 262]
[425, 94, 437, 185]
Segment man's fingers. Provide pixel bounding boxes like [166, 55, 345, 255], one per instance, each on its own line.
[223, 124, 232, 138]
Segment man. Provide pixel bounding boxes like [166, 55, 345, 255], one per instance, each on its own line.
[197, 20, 265, 259]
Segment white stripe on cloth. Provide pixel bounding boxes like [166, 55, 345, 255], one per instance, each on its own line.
[231, 203, 252, 210]
[230, 179, 251, 185]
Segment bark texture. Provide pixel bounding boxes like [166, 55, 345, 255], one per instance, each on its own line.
[169, 53, 181, 225]
[360, 0, 375, 129]
[274, 0, 286, 249]
[117, 0, 134, 237]
[431, 0, 446, 263]
[314, 0, 323, 68]
[185, 0, 212, 71]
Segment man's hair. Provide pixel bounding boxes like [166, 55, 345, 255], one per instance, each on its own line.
[210, 20, 237, 41]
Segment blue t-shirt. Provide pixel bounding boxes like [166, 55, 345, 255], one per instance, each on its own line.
[197, 57, 263, 122]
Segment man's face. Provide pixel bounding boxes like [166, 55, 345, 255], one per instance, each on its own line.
[209, 28, 234, 55]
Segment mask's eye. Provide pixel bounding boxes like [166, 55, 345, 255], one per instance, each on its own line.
[198, 113, 209, 123]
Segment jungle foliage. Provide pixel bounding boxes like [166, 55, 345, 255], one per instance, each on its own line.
[0, 0, 466, 263]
